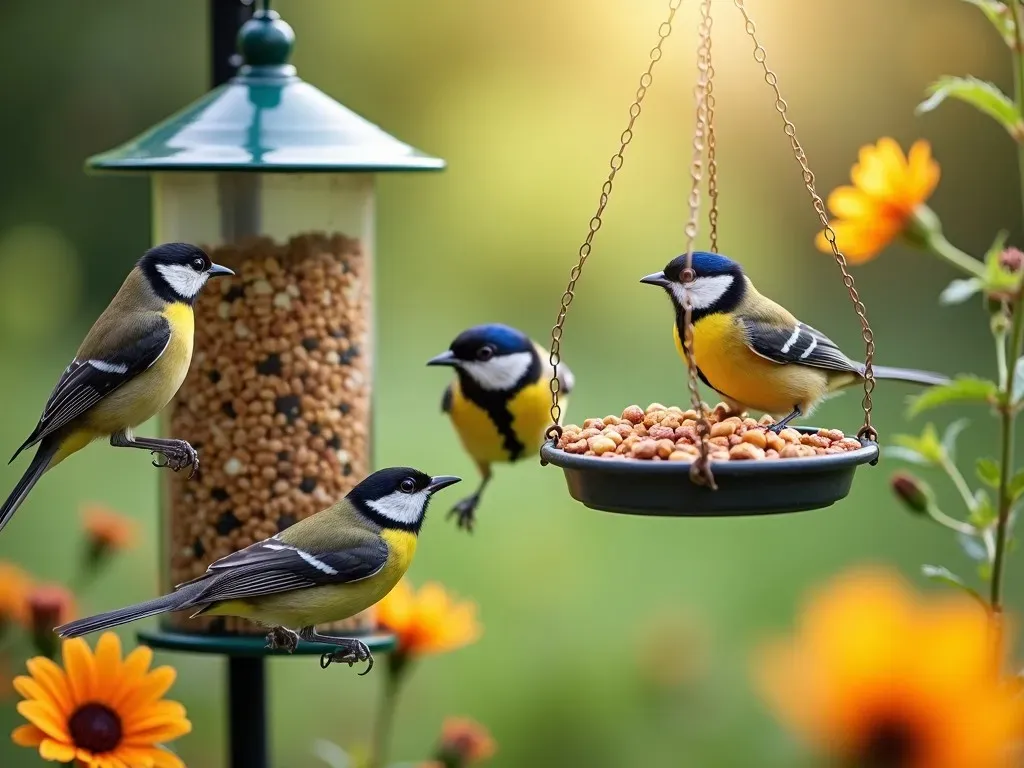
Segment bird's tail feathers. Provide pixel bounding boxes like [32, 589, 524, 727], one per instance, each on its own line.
[858, 364, 949, 387]
[55, 583, 206, 638]
[0, 440, 57, 534]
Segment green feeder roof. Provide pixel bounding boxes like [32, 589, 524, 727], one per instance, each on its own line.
[87, 9, 445, 174]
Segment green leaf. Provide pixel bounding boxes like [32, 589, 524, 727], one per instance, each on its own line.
[976, 457, 1002, 487]
[961, 0, 1016, 45]
[979, 560, 994, 581]
[940, 277, 983, 305]
[921, 564, 987, 606]
[942, 418, 971, 462]
[906, 376, 998, 417]
[883, 445, 931, 465]
[958, 530, 989, 562]
[892, 424, 946, 465]
[1013, 356, 1024, 404]
[969, 489, 996, 527]
[1010, 467, 1024, 501]
[312, 740, 351, 768]
[918, 76, 1024, 139]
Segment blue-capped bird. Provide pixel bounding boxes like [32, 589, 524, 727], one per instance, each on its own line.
[640, 251, 948, 431]
[427, 323, 573, 532]
[0, 243, 233, 534]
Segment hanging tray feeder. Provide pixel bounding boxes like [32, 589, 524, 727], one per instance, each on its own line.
[540, 0, 880, 517]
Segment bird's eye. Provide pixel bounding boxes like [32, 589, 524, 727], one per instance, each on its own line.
[399, 478, 416, 494]
[476, 345, 495, 362]
[680, 268, 697, 285]
[191, 258, 205, 272]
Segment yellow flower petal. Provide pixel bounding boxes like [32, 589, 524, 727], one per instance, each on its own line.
[109, 646, 154, 709]
[38, 737, 76, 762]
[118, 666, 176, 715]
[11, 723, 45, 747]
[150, 748, 186, 768]
[125, 717, 193, 746]
[62, 637, 96, 703]
[93, 633, 123, 693]
[826, 187, 880, 221]
[24, 657, 74, 715]
[17, 700, 70, 742]
[906, 139, 940, 205]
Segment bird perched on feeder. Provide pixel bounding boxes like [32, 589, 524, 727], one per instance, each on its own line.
[55, 466, 461, 673]
[640, 251, 948, 431]
[427, 323, 573, 532]
[0, 243, 233, 535]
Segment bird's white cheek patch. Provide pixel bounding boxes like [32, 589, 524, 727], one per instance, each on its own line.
[156, 264, 209, 299]
[669, 274, 734, 310]
[366, 490, 430, 525]
[461, 351, 534, 391]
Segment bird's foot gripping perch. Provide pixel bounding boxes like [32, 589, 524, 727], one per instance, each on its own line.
[447, 495, 480, 533]
[265, 626, 300, 653]
[764, 406, 802, 436]
[300, 627, 374, 675]
[150, 440, 200, 476]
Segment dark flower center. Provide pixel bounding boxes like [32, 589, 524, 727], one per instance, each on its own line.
[858, 718, 920, 768]
[69, 703, 122, 754]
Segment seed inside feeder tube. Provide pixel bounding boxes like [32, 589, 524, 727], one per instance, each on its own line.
[555, 402, 863, 461]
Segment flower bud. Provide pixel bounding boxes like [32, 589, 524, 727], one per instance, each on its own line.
[81, 505, 137, 572]
[1000, 247, 1024, 274]
[26, 585, 75, 658]
[890, 472, 932, 515]
[435, 717, 497, 767]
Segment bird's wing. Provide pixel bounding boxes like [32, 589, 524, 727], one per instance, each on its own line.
[176, 533, 389, 606]
[556, 361, 575, 396]
[441, 383, 453, 414]
[12, 315, 172, 457]
[741, 319, 858, 373]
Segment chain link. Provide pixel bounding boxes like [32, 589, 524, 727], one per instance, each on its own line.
[705, 4, 720, 254]
[733, 0, 878, 442]
[543, 0, 683, 450]
[676, 0, 718, 489]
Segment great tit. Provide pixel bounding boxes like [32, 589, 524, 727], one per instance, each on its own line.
[0, 243, 233, 534]
[56, 466, 461, 672]
[640, 251, 948, 432]
[427, 323, 573, 532]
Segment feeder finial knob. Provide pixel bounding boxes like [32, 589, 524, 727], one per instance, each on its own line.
[238, 9, 295, 68]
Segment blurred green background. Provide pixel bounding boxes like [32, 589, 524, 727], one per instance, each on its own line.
[0, 0, 1021, 765]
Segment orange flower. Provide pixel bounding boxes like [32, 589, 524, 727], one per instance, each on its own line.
[0, 561, 33, 628]
[755, 567, 1024, 768]
[376, 580, 480, 658]
[436, 717, 497, 766]
[82, 505, 138, 562]
[815, 138, 940, 263]
[26, 585, 76, 658]
[12, 632, 191, 767]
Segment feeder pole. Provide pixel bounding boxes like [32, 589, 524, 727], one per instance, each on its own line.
[211, 4, 265, 764]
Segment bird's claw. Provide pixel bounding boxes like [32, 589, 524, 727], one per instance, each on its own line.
[447, 496, 478, 533]
[319, 640, 374, 675]
[152, 441, 200, 478]
[151, 451, 168, 469]
[265, 626, 300, 653]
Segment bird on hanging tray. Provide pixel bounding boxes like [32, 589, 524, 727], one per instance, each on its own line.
[427, 323, 573, 533]
[0, 243, 234, 535]
[56, 466, 461, 674]
[640, 251, 948, 432]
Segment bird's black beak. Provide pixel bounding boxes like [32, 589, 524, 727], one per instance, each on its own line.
[426, 350, 458, 367]
[427, 475, 462, 493]
[208, 263, 235, 278]
[639, 271, 669, 287]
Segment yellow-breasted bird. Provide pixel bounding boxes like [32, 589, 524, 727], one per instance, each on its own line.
[640, 251, 948, 432]
[427, 323, 572, 532]
[0, 243, 233, 534]
[56, 466, 461, 673]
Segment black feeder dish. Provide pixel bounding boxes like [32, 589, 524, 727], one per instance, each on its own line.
[540, 0, 882, 517]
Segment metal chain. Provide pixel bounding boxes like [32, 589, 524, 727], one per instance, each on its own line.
[677, 0, 717, 489]
[733, 0, 878, 442]
[705, 4, 720, 253]
[543, 0, 683, 447]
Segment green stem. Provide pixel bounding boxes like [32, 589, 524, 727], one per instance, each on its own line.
[990, 289, 1024, 611]
[925, 230, 987, 278]
[996, 326, 1009, 390]
[369, 658, 407, 768]
[927, 502, 978, 537]
[1010, 0, 1024, 217]
[939, 454, 979, 516]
